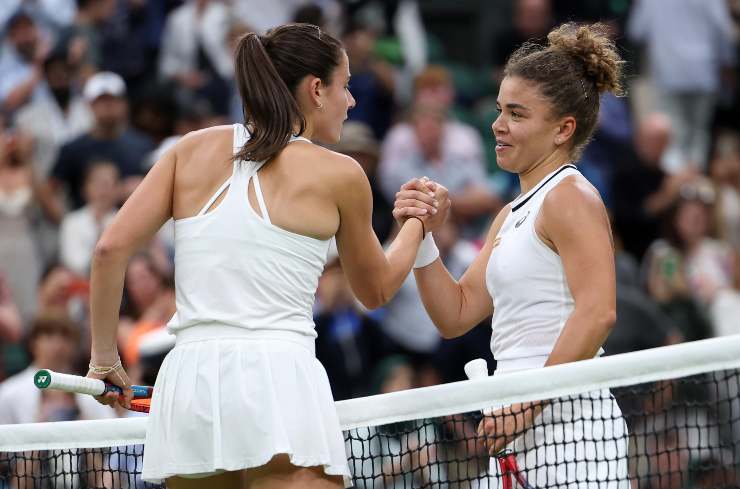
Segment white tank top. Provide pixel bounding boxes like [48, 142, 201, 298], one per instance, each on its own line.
[166, 124, 331, 337]
[486, 164, 588, 372]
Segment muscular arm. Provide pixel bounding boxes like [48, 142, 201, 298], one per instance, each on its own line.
[540, 179, 616, 367]
[334, 156, 430, 310]
[414, 206, 510, 338]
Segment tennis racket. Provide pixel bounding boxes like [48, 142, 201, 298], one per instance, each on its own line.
[34, 369, 153, 413]
[464, 359, 536, 489]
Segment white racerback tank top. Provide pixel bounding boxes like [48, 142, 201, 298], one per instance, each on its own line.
[166, 124, 331, 337]
[486, 164, 596, 372]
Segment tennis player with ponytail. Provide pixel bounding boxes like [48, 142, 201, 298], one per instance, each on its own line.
[395, 23, 630, 487]
[86, 24, 449, 488]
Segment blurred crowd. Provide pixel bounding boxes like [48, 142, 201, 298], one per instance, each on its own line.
[0, 0, 739, 485]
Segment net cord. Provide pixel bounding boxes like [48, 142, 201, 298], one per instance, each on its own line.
[2, 334, 739, 452]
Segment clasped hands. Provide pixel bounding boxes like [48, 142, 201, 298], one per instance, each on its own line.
[392, 177, 451, 233]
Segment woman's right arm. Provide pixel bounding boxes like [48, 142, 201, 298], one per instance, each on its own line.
[411, 202, 511, 339]
[332, 155, 448, 310]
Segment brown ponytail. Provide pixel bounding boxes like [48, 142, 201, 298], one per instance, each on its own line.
[233, 24, 343, 163]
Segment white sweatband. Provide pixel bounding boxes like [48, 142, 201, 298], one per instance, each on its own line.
[414, 233, 439, 269]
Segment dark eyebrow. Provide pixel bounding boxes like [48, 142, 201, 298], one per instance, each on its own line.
[495, 100, 530, 112]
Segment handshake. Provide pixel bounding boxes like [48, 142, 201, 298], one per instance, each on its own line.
[392, 177, 451, 234]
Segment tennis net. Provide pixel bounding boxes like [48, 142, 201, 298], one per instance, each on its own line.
[2, 336, 740, 488]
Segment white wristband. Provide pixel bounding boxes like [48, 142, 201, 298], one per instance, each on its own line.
[414, 233, 439, 269]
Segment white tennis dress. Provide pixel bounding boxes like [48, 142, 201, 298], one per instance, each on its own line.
[486, 165, 629, 488]
[141, 124, 351, 485]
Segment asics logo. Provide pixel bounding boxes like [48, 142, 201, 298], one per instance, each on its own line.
[514, 211, 530, 228]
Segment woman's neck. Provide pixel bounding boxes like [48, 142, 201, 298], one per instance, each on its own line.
[517, 151, 572, 194]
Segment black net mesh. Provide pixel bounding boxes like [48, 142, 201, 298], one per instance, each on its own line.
[2, 370, 739, 488]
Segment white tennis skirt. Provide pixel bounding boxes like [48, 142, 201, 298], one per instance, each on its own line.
[140, 325, 351, 486]
[488, 389, 630, 489]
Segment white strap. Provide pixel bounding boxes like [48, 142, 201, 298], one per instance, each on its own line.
[196, 178, 231, 216]
[251, 173, 271, 224]
[288, 136, 311, 144]
[233, 124, 248, 156]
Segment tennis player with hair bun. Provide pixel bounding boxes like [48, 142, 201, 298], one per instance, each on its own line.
[86, 24, 449, 488]
[394, 23, 630, 487]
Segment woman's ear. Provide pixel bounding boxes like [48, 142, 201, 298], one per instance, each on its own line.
[554, 115, 576, 146]
[309, 76, 323, 109]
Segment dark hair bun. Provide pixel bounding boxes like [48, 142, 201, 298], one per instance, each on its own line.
[547, 23, 623, 95]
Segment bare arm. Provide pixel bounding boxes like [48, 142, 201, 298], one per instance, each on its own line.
[89, 148, 175, 365]
[413, 204, 510, 338]
[540, 179, 616, 367]
[334, 158, 447, 309]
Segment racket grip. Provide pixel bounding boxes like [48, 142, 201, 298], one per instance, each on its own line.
[464, 359, 494, 416]
[103, 384, 152, 399]
[34, 369, 152, 398]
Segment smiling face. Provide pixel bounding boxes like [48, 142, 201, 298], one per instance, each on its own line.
[492, 75, 574, 174]
[309, 51, 356, 144]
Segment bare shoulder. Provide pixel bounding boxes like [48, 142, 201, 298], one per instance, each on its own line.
[543, 174, 605, 219]
[540, 174, 610, 242]
[291, 143, 368, 187]
[174, 125, 234, 158]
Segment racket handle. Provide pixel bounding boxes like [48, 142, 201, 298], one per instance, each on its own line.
[464, 359, 494, 416]
[34, 369, 152, 398]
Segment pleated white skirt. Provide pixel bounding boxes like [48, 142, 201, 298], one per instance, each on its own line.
[140, 325, 351, 486]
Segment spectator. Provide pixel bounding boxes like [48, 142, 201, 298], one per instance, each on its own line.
[231, 0, 343, 36]
[0, 11, 50, 115]
[0, 272, 23, 380]
[379, 98, 500, 236]
[158, 0, 233, 116]
[342, 19, 395, 139]
[349, 355, 444, 488]
[56, 0, 117, 79]
[642, 181, 726, 341]
[578, 62, 634, 207]
[491, 0, 554, 84]
[0, 1, 76, 43]
[709, 131, 740, 251]
[293, 3, 327, 30]
[0, 121, 40, 324]
[36, 263, 88, 322]
[612, 113, 698, 261]
[98, 0, 167, 95]
[627, 0, 736, 173]
[603, 232, 682, 357]
[59, 160, 119, 276]
[14, 50, 93, 177]
[119, 252, 174, 350]
[41, 71, 153, 222]
[0, 273, 22, 346]
[0, 315, 115, 424]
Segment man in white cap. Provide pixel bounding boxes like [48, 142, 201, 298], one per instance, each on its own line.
[39, 71, 154, 222]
